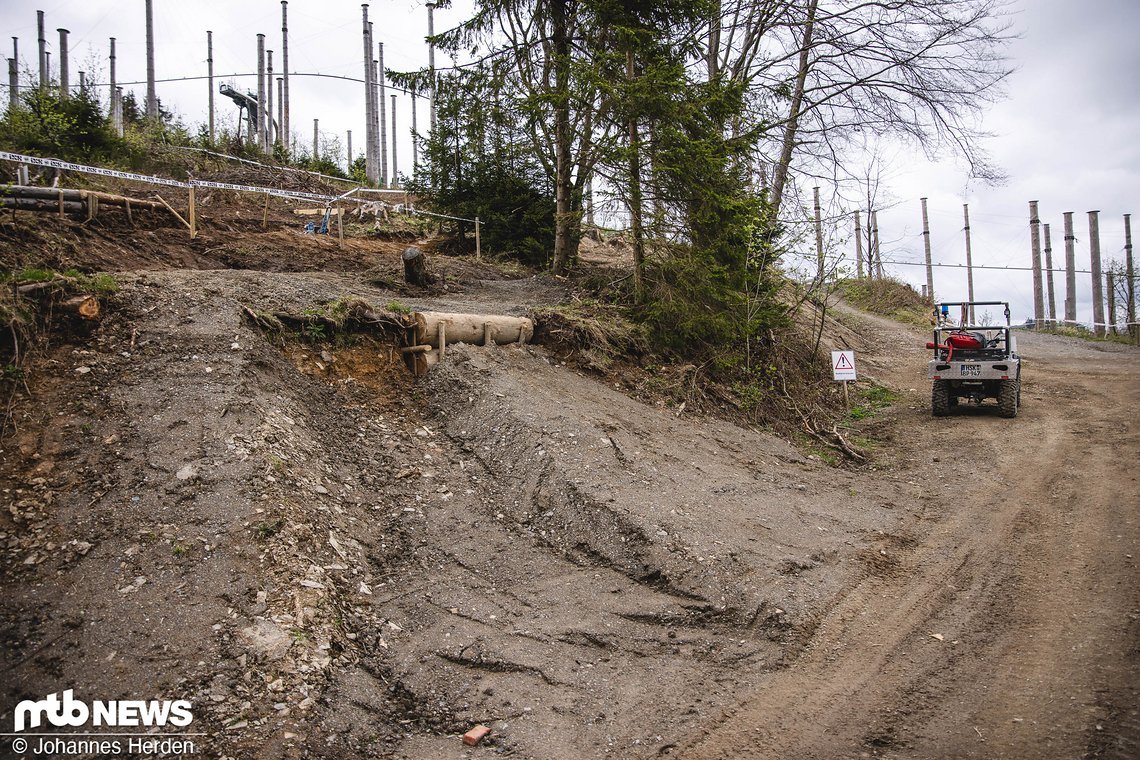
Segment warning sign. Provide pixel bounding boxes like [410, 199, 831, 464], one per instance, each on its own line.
[831, 350, 857, 381]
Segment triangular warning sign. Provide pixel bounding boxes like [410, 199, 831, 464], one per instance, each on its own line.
[834, 353, 854, 370]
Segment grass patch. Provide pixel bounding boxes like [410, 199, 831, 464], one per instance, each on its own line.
[838, 278, 930, 327]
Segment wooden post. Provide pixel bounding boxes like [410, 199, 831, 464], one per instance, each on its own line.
[483, 321, 493, 346]
[1125, 214, 1135, 330]
[438, 322, 446, 361]
[475, 216, 482, 260]
[58, 189, 65, 218]
[188, 185, 197, 239]
[85, 193, 97, 222]
[1029, 201, 1044, 329]
[842, 380, 849, 411]
[921, 197, 934, 303]
[854, 210, 864, 280]
[1089, 210, 1105, 337]
[1106, 271, 1117, 334]
[125, 199, 133, 225]
[336, 204, 344, 245]
[1043, 222, 1056, 326]
[870, 210, 882, 279]
[262, 192, 270, 228]
[1063, 211, 1077, 324]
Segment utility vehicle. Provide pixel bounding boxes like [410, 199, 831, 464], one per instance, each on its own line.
[926, 301, 1021, 418]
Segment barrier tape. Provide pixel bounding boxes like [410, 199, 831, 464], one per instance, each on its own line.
[0, 149, 364, 205]
[0, 150, 189, 188]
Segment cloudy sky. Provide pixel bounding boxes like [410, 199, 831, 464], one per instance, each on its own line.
[1, 0, 1136, 326]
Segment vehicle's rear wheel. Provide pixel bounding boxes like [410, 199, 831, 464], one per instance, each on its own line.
[998, 378, 1019, 418]
[932, 380, 952, 416]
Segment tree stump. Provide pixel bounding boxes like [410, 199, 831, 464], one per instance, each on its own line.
[402, 246, 430, 286]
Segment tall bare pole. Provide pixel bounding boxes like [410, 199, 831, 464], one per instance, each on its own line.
[921, 197, 934, 303]
[1043, 223, 1056, 325]
[313, 118, 319, 160]
[1106, 271, 1117, 334]
[362, 5, 376, 183]
[1029, 201, 1044, 328]
[390, 93, 398, 183]
[277, 77, 283, 144]
[145, 0, 157, 120]
[266, 49, 274, 147]
[206, 32, 214, 143]
[411, 91, 419, 172]
[1063, 211, 1077, 324]
[281, 1, 290, 148]
[256, 34, 267, 151]
[57, 28, 69, 100]
[109, 37, 119, 131]
[427, 2, 436, 130]
[1089, 210, 1105, 337]
[37, 11, 46, 89]
[854, 210, 864, 280]
[1125, 214, 1135, 327]
[7, 57, 16, 109]
[962, 204, 976, 317]
[812, 187, 824, 282]
[78, 70, 86, 96]
[347, 130, 353, 170]
[373, 54, 382, 182]
[379, 41, 388, 187]
[871, 210, 882, 279]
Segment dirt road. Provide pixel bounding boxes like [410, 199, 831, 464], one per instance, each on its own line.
[681, 313, 1140, 759]
[1, 262, 1136, 759]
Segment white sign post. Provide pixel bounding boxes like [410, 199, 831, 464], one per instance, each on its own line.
[831, 350, 857, 408]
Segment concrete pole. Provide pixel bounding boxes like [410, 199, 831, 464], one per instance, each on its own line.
[1125, 214, 1135, 326]
[145, 0, 158, 120]
[44, 52, 49, 84]
[1029, 201, 1044, 328]
[362, 6, 376, 183]
[1043, 223, 1056, 325]
[313, 118, 319, 161]
[7, 58, 16, 109]
[267, 49, 274, 147]
[281, 1, 290, 147]
[256, 34, 266, 151]
[206, 32, 214, 143]
[854, 210, 864, 280]
[379, 41, 388, 187]
[921, 197, 934, 303]
[1089, 210, 1105, 337]
[962, 204, 976, 317]
[347, 129, 353, 170]
[37, 11, 47, 89]
[57, 28, 69, 100]
[78, 70, 85, 96]
[813, 187, 824, 282]
[1063, 211, 1077, 323]
[277, 77, 283, 144]
[427, 2, 436, 130]
[373, 54, 382, 183]
[391, 93, 398, 184]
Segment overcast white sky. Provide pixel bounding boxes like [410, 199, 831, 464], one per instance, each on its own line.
[1, 0, 1136, 325]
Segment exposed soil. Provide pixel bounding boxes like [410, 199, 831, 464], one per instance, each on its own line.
[0, 208, 1136, 760]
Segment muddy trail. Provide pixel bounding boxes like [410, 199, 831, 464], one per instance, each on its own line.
[0, 244, 1136, 760]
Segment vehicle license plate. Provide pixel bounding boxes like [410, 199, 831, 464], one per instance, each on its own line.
[960, 364, 981, 377]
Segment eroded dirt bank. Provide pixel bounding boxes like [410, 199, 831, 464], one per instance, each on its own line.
[1, 269, 1136, 760]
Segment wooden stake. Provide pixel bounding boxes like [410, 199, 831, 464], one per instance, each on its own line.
[262, 192, 270, 228]
[438, 322, 446, 361]
[188, 185, 197, 239]
[125, 199, 133, 225]
[154, 194, 191, 231]
[483, 321, 493, 346]
[843, 380, 850, 410]
[336, 204, 343, 245]
[475, 216, 482, 260]
[58, 189, 65, 218]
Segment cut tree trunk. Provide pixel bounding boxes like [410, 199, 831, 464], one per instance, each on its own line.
[402, 246, 430, 286]
[0, 197, 85, 214]
[61, 295, 101, 320]
[413, 311, 533, 348]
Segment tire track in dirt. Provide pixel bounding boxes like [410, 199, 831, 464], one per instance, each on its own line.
[678, 322, 1140, 759]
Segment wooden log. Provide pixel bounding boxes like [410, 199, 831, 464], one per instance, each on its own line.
[0, 197, 84, 214]
[403, 246, 430, 286]
[0, 185, 165, 210]
[413, 311, 534, 348]
[61, 295, 101, 320]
